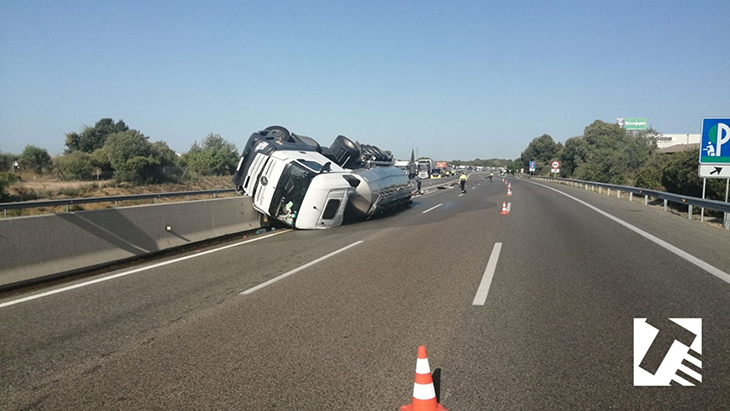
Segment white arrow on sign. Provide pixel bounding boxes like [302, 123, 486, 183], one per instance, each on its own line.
[699, 164, 730, 178]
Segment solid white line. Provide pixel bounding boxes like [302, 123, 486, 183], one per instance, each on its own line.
[0, 230, 290, 309]
[422, 203, 443, 214]
[529, 181, 730, 285]
[458, 193, 464, 197]
[240, 241, 363, 295]
[471, 187, 476, 190]
[472, 243, 502, 305]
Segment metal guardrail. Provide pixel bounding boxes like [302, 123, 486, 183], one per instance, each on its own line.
[533, 176, 730, 229]
[1, 188, 237, 216]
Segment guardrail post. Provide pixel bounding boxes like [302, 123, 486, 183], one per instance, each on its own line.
[65, 204, 69, 213]
[688, 205, 693, 220]
[607, 188, 610, 196]
[644, 196, 648, 206]
[114, 200, 118, 208]
[629, 192, 633, 202]
[599, 187, 602, 194]
[153, 198, 157, 204]
[3, 209, 6, 218]
[663, 199, 667, 212]
[617, 190, 621, 198]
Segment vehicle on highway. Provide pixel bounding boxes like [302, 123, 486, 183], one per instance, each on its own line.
[232, 126, 412, 229]
[417, 158, 435, 179]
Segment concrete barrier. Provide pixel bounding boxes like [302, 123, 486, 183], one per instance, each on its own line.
[0, 196, 263, 288]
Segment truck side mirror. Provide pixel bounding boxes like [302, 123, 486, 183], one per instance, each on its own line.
[342, 174, 360, 188]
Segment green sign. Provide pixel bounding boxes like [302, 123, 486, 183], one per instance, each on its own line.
[620, 118, 647, 130]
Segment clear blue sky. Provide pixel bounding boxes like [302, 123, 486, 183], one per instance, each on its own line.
[1, 0, 728, 161]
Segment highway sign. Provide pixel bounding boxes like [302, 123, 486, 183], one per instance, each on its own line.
[551, 161, 561, 170]
[622, 118, 647, 130]
[529, 161, 536, 172]
[699, 165, 730, 178]
[699, 118, 730, 164]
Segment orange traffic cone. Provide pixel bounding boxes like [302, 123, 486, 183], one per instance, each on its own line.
[507, 189, 512, 197]
[507, 183, 511, 189]
[500, 202, 509, 215]
[401, 346, 448, 411]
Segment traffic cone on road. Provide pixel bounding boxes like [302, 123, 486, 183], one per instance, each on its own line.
[401, 346, 448, 411]
[507, 183, 511, 189]
[507, 189, 512, 197]
[501, 202, 509, 215]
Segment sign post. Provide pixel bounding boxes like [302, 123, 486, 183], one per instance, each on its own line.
[551, 160, 561, 175]
[698, 118, 730, 228]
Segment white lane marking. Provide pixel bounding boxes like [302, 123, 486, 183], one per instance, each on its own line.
[472, 243, 503, 305]
[0, 230, 290, 309]
[422, 203, 443, 214]
[530, 181, 730, 285]
[471, 187, 476, 190]
[241, 241, 363, 295]
[458, 193, 464, 197]
[507, 202, 511, 212]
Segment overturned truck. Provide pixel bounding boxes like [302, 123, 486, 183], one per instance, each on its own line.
[232, 126, 412, 229]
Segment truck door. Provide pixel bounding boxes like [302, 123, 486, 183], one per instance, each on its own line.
[316, 189, 350, 228]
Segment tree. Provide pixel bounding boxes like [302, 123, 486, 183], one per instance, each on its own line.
[180, 133, 239, 176]
[115, 156, 160, 185]
[19, 145, 52, 174]
[0, 151, 19, 172]
[65, 118, 129, 153]
[520, 134, 562, 174]
[150, 141, 177, 167]
[58, 151, 94, 180]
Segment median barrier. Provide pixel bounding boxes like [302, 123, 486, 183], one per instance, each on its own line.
[0, 196, 262, 288]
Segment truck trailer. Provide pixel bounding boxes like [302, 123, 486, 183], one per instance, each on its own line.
[232, 126, 412, 229]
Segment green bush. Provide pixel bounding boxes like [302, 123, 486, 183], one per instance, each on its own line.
[115, 156, 160, 185]
[0, 172, 20, 201]
[58, 151, 94, 180]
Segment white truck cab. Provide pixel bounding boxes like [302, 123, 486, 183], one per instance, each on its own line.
[233, 126, 411, 230]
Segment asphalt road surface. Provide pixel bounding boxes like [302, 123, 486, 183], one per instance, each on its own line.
[1, 174, 729, 410]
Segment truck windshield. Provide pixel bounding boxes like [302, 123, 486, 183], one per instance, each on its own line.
[269, 162, 315, 225]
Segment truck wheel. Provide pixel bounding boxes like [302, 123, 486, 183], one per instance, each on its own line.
[264, 125, 291, 142]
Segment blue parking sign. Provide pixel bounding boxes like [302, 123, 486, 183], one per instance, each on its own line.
[529, 161, 536, 171]
[700, 118, 730, 164]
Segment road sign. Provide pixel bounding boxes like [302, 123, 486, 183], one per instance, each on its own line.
[621, 118, 648, 131]
[551, 161, 561, 170]
[699, 165, 730, 178]
[529, 161, 536, 172]
[551, 168, 560, 174]
[699, 118, 730, 164]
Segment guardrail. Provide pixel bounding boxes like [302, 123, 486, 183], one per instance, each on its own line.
[1, 188, 237, 218]
[533, 176, 730, 230]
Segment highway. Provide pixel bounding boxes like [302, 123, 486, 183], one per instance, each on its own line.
[1, 174, 729, 410]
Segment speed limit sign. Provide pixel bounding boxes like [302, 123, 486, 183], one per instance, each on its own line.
[551, 161, 561, 173]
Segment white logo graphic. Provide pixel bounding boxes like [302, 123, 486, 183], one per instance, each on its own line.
[705, 123, 730, 157]
[634, 318, 702, 386]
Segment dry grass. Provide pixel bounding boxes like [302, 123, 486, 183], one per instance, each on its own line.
[2, 175, 236, 218]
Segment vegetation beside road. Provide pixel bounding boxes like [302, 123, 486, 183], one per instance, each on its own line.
[516, 120, 727, 203]
[1, 118, 240, 203]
